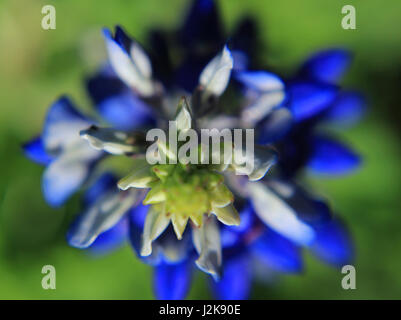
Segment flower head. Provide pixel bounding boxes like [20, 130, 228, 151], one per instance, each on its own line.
[24, 0, 364, 300]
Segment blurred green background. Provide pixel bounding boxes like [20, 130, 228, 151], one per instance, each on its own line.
[0, 0, 400, 299]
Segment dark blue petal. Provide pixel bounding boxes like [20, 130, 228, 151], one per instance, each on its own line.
[84, 173, 117, 206]
[102, 27, 128, 52]
[251, 228, 303, 273]
[299, 49, 352, 84]
[87, 68, 155, 130]
[180, 0, 223, 46]
[147, 30, 173, 86]
[114, 25, 133, 52]
[287, 81, 338, 122]
[96, 93, 155, 130]
[129, 203, 151, 256]
[307, 135, 361, 175]
[86, 68, 126, 106]
[89, 217, 129, 255]
[230, 17, 257, 64]
[154, 260, 192, 300]
[174, 55, 212, 92]
[310, 218, 354, 267]
[22, 137, 54, 165]
[325, 91, 366, 126]
[211, 255, 251, 300]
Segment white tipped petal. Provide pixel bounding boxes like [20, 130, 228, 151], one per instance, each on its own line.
[192, 215, 222, 280]
[80, 126, 146, 155]
[118, 164, 157, 190]
[171, 215, 189, 240]
[130, 41, 152, 79]
[248, 182, 315, 245]
[175, 98, 192, 132]
[103, 29, 154, 96]
[68, 189, 138, 248]
[236, 71, 284, 92]
[199, 45, 233, 97]
[141, 206, 170, 256]
[242, 91, 285, 125]
[211, 203, 240, 226]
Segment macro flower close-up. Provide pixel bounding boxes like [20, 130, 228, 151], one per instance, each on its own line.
[1, 0, 401, 303]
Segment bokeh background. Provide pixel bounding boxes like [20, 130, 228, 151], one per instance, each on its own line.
[0, 0, 400, 299]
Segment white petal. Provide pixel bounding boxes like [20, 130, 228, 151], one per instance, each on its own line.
[211, 203, 240, 226]
[68, 189, 138, 248]
[175, 98, 192, 132]
[130, 42, 152, 79]
[192, 215, 222, 280]
[103, 29, 154, 96]
[236, 71, 284, 92]
[80, 126, 145, 155]
[141, 206, 170, 256]
[248, 182, 315, 245]
[241, 91, 285, 125]
[199, 45, 233, 97]
[117, 162, 156, 190]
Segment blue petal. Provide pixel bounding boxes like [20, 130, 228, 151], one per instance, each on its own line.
[287, 81, 338, 121]
[211, 255, 251, 300]
[307, 135, 361, 175]
[86, 68, 126, 105]
[42, 96, 90, 153]
[251, 228, 303, 273]
[310, 219, 354, 266]
[87, 68, 155, 130]
[299, 49, 352, 84]
[153, 260, 192, 300]
[96, 93, 155, 131]
[84, 173, 117, 206]
[220, 204, 254, 248]
[258, 107, 293, 144]
[231, 50, 248, 72]
[129, 203, 151, 256]
[23, 137, 54, 165]
[325, 91, 366, 126]
[89, 217, 129, 255]
[180, 0, 223, 46]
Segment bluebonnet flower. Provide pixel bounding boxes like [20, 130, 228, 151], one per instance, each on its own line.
[24, 0, 364, 300]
